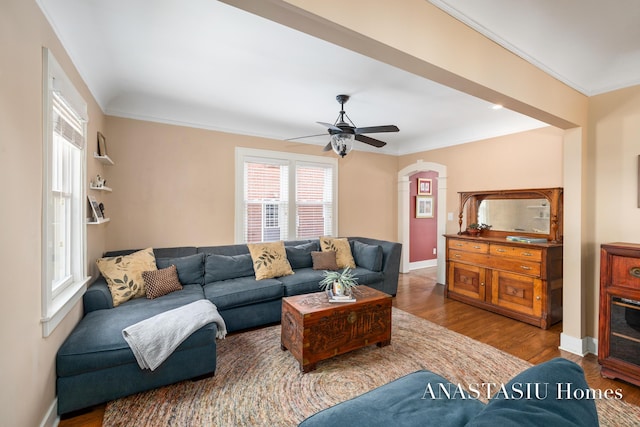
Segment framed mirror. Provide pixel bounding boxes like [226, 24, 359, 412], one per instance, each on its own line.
[458, 187, 563, 242]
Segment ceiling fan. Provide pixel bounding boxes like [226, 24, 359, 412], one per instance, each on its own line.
[290, 94, 399, 157]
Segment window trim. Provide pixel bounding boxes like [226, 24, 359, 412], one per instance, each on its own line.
[41, 48, 89, 337]
[235, 147, 338, 243]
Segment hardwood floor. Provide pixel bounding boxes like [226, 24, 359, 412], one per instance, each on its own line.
[394, 267, 640, 407]
[60, 267, 640, 425]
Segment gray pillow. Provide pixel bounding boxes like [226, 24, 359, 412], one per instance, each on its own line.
[205, 253, 255, 283]
[286, 242, 319, 269]
[156, 253, 205, 286]
[352, 240, 383, 272]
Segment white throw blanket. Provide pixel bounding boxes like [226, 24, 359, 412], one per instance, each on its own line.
[122, 300, 227, 371]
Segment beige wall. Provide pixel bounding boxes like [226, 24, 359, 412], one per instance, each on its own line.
[104, 116, 399, 252]
[588, 85, 640, 336]
[0, 1, 108, 426]
[399, 127, 565, 235]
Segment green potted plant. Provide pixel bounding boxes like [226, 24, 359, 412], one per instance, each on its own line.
[319, 267, 359, 297]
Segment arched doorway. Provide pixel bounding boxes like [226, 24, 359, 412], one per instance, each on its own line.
[398, 161, 447, 284]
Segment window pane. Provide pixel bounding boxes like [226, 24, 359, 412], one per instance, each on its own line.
[244, 161, 289, 242]
[296, 164, 333, 238]
[50, 96, 84, 296]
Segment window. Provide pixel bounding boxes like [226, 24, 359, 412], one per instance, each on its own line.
[236, 148, 337, 243]
[41, 48, 89, 336]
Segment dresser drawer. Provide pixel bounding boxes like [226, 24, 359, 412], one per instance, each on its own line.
[449, 249, 489, 265]
[610, 255, 640, 290]
[490, 244, 543, 262]
[491, 257, 542, 278]
[448, 239, 489, 254]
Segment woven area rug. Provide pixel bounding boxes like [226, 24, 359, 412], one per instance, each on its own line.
[104, 308, 640, 426]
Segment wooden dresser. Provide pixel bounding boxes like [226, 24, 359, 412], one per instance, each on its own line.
[445, 234, 563, 329]
[598, 243, 640, 386]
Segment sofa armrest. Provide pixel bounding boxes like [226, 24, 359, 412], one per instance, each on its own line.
[349, 237, 402, 296]
[83, 277, 114, 314]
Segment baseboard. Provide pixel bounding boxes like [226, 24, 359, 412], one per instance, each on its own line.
[409, 259, 437, 270]
[559, 333, 598, 356]
[39, 398, 59, 427]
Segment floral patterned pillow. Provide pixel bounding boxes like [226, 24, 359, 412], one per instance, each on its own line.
[247, 241, 294, 280]
[96, 248, 157, 306]
[319, 237, 356, 269]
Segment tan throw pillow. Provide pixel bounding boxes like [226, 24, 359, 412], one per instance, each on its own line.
[320, 237, 356, 269]
[96, 248, 157, 306]
[247, 241, 294, 280]
[143, 265, 183, 299]
[311, 251, 339, 270]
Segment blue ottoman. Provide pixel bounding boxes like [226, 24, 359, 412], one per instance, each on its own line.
[299, 358, 599, 426]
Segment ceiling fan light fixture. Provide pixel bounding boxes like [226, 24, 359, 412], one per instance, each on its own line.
[330, 132, 354, 158]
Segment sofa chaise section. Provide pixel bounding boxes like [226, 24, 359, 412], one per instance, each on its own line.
[56, 284, 216, 414]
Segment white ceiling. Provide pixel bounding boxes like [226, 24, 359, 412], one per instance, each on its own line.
[37, 0, 640, 156]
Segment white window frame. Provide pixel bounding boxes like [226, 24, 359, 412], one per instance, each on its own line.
[41, 48, 90, 337]
[235, 148, 338, 243]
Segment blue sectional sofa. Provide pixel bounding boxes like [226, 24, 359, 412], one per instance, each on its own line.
[56, 237, 402, 415]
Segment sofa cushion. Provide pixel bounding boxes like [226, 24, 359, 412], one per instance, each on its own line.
[204, 253, 254, 283]
[96, 248, 157, 306]
[467, 358, 599, 427]
[299, 370, 485, 427]
[278, 268, 327, 296]
[203, 277, 284, 310]
[311, 251, 339, 270]
[143, 265, 183, 299]
[320, 237, 356, 269]
[247, 241, 294, 280]
[156, 253, 205, 286]
[285, 241, 318, 269]
[57, 285, 207, 377]
[352, 241, 383, 272]
[350, 267, 384, 287]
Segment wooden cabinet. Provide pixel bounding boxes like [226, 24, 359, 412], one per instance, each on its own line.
[599, 243, 640, 387]
[445, 235, 563, 329]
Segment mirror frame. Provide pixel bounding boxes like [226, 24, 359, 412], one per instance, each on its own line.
[458, 187, 563, 242]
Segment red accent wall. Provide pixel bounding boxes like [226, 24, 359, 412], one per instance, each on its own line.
[409, 171, 438, 262]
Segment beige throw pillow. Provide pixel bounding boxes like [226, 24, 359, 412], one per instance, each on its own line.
[320, 237, 356, 269]
[96, 248, 157, 306]
[247, 241, 294, 280]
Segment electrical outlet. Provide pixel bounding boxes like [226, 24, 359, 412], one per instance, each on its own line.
[433, 248, 437, 255]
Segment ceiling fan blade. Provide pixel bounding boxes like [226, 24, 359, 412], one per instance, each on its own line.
[317, 121, 342, 132]
[323, 142, 332, 151]
[355, 134, 387, 148]
[355, 125, 399, 134]
[285, 133, 328, 141]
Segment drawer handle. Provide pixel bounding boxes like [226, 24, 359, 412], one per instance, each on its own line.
[454, 254, 461, 258]
[520, 266, 532, 270]
[631, 267, 640, 279]
[536, 296, 541, 300]
[455, 243, 464, 247]
[522, 252, 533, 257]
[473, 246, 481, 249]
[496, 249, 506, 253]
[480, 282, 485, 287]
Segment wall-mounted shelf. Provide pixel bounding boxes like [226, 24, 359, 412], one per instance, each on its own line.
[87, 218, 110, 225]
[93, 153, 114, 165]
[89, 184, 112, 192]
